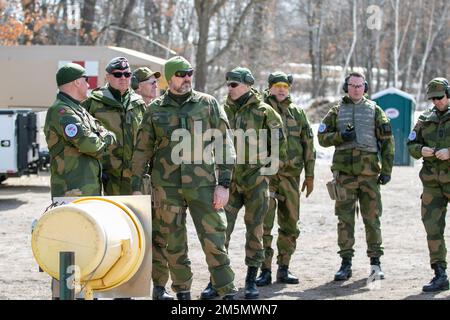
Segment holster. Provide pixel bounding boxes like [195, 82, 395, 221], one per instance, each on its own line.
[326, 172, 348, 201]
[142, 174, 152, 195]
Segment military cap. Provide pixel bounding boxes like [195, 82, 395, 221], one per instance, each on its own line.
[56, 62, 87, 86]
[164, 56, 193, 81]
[268, 71, 293, 87]
[131, 67, 161, 90]
[426, 77, 449, 99]
[225, 67, 255, 85]
[106, 57, 130, 73]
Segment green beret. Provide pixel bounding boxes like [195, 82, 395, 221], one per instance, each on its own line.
[106, 57, 130, 73]
[225, 67, 255, 85]
[426, 77, 449, 99]
[56, 63, 86, 86]
[164, 56, 192, 81]
[268, 71, 293, 87]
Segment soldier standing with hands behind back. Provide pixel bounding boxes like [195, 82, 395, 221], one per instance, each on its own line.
[408, 77, 450, 293]
[318, 72, 394, 282]
[256, 71, 316, 287]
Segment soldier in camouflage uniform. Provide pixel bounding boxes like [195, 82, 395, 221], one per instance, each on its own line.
[255, 72, 316, 287]
[130, 56, 237, 300]
[131, 66, 174, 300]
[131, 67, 161, 105]
[318, 72, 394, 281]
[407, 78, 450, 292]
[45, 63, 116, 198]
[200, 67, 285, 300]
[82, 57, 147, 195]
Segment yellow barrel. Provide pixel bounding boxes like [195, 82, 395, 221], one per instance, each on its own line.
[31, 197, 146, 291]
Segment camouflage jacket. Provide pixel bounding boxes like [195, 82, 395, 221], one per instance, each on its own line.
[407, 104, 450, 186]
[44, 93, 115, 198]
[224, 89, 286, 187]
[130, 90, 236, 190]
[264, 91, 315, 177]
[318, 96, 394, 176]
[82, 85, 147, 181]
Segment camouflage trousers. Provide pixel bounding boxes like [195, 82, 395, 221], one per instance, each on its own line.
[421, 184, 450, 268]
[102, 173, 132, 195]
[261, 175, 301, 270]
[335, 174, 384, 259]
[225, 176, 270, 268]
[151, 186, 236, 296]
[151, 201, 171, 288]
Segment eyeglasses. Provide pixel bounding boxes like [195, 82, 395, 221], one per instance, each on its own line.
[272, 82, 289, 89]
[430, 96, 445, 101]
[111, 71, 132, 78]
[82, 76, 89, 83]
[143, 79, 157, 85]
[227, 82, 240, 88]
[174, 69, 194, 78]
[348, 84, 365, 89]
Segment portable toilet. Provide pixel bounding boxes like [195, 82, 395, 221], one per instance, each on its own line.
[372, 87, 415, 166]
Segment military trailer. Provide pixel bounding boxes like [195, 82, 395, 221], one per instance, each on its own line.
[0, 109, 41, 182]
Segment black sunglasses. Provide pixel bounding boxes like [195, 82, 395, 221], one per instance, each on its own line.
[174, 69, 194, 78]
[227, 82, 240, 88]
[82, 76, 89, 82]
[111, 71, 132, 78]
[430, 96, 445, 101]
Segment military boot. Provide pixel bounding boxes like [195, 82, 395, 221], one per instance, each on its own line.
[245, 267, 259, 299]
[222, 293, 236, 300]
[256, 269, 272, 287]
[423, 263, 450, 293]
[334, 258, 352, 281]
[369, 257, 385, 280]
[200, 282, 219, 300]
[276, 265, 299, 284]
[152, 286, 174, 300]
[176, 292, 191, 300]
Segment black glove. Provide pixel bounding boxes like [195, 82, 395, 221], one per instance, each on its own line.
[377, 174, 391, 185]
[341, 126, 356, 142]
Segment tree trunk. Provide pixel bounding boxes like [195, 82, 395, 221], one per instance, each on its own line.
[336, 0, 357, 94]
[81, 0, 96, 44]
[194, 0, 211, 92]
[114, 0, 137, 46]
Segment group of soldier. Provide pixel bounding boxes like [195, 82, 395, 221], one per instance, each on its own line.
[44, 54, 450, 300]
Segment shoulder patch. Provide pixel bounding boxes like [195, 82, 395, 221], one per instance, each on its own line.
[59, 108, 66, 115]
[318, 123, 327, 133]
[64, 124, 78, 138]
[408, 131, 417, 141]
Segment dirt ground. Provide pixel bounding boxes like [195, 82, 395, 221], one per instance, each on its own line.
[1, 159, 450, 300]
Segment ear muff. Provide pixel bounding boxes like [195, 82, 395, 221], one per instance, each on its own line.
[131, 74, 139, 90]
[343, 75, 369, 93]
[443, 79, 450, 97]
[244, 73, 255, 85]
[287, 74, 293, 85]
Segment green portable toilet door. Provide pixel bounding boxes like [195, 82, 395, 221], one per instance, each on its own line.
[381, 95, 403, 165]
[372, 88, 415, 166]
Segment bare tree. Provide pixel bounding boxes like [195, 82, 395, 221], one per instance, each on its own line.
[336, 0, 357, 94]
[414, 0, 449, 101]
